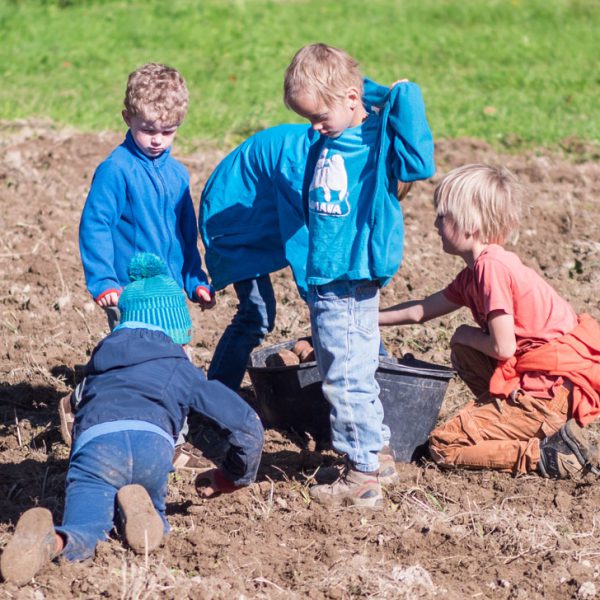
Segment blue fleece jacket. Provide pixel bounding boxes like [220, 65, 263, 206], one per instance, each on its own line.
[79, 131, 210, 302]
[199, 124, 320, 294]
[74, 327, 263, 485]
[305, 80, 435, 286]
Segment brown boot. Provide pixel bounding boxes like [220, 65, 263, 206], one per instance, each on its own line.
[316, 449, 398, 486]
[1, 508, 58, 586]
[310, 465, 383, 510]
[538, 419, 600, 478]
[117, 485, 164, 554]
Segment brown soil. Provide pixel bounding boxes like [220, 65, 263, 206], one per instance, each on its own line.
[1, 120, 600, 599]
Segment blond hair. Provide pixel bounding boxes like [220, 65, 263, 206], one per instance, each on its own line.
[284, 43, 363, 110]
[433, 164, 523, 245]
[124, 63, 188, 124]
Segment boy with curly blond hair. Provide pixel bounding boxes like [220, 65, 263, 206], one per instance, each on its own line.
[79, 63, 214, 330]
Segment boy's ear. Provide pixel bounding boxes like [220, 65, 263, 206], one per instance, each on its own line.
[122, 110, 131, 127]
[347, 87, 361, 109]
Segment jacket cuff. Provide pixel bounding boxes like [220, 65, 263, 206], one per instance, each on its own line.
[195, 284, 215, 300]
[95, 288, 122, 303]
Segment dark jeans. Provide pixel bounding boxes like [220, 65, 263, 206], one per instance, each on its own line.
[208, 275, 276, 390]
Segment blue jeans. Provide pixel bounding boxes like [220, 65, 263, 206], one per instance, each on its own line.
[308, 280, 384, 473]
[208, 275, 276, 390]
[56, 430, 173, 561]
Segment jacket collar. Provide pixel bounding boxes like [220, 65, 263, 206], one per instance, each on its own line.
[123, 130, 172, 167]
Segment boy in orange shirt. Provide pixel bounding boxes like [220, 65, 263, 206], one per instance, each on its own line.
[380, 164, 600, 478]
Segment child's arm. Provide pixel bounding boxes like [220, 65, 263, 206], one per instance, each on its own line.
[451, 310, 517, 361]
[79, 163, 124, 302]
[186, 373, 264, 492]
[179, 185, 215, 309]
[380, 291, 459, 326]
[386, 81, 435, 182]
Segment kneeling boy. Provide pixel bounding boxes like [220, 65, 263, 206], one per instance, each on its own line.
[1, 253, 263, 586]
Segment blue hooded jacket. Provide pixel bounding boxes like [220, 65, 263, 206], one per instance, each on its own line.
[79, 131, 210, 302]
[199, 124, 320, 295]
[74, 327, 263, 485]
[199, 79, 434, 295]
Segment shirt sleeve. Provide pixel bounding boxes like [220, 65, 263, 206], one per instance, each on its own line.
[442, 268, 469, 307]
[477, 257, 515, 318]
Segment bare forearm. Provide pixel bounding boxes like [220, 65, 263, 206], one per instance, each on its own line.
[379, 301, 427, 326]
[451, 324, 516, 361]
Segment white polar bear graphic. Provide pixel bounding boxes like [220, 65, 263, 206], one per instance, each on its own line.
[310, 151, 348, 203]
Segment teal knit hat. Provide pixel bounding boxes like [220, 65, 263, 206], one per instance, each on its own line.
[118, 253, 192, 344]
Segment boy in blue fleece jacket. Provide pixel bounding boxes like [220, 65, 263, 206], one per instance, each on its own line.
[79, 63, 214, 329]
[0, 254, 263, 586]
[284, 43, 435, 508]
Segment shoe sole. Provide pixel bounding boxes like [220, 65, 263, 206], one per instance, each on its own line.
[172, 443, 212, 472]
[1, 508, 55, 586]
[117, 485, 164, 554]
[561, 420, 600, 474]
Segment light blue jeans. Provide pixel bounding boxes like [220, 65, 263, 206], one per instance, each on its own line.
[56, 430, 173, 561]
[208, 275, 276, 390]
[308, 280, 384, 473]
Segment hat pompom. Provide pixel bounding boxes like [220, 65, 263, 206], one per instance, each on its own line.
[128, 253, 168, 282]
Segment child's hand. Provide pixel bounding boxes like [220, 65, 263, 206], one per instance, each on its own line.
[195, 286, 216, 310]
[96, 290, 120, 307]
[195, 468, 242, 498]
[390, 79, 409, 89]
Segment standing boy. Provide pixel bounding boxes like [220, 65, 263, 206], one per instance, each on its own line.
[199, 124, 319, 391]
[284, 43, 435, 508]
[79, 63, 214, 330]
[380, 164, 600, 477]
[1, 253, 263, 586]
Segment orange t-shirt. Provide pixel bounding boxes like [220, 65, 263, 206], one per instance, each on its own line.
[443, 244, 578, 397]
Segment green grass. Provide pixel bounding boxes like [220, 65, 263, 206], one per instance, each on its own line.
[1, 0, 598, 150]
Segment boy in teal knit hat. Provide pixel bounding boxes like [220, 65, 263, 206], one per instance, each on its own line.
[1, 253, 263, 586]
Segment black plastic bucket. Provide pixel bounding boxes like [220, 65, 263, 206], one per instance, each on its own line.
[247, 339, 455, 463]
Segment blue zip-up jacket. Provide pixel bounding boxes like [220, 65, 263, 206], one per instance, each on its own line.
[304, 80, 435, 286]
[199, 124, 320, 295]
[74, 327, 263, 485]
[79, 131, 210, 302]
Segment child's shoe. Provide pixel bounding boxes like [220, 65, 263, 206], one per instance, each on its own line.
[310, 465, 383, 509]
[1, 508, 58, 586]
[117, 485, 164, 554]
[316, 449, 398, 486]
[172, 442, 212, 472]
[58, 393, 75, 447]
[538, 419, 600, 478]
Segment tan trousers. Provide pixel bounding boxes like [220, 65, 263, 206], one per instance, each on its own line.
[429, 344, 570, 474]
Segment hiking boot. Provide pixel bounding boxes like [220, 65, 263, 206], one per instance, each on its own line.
[117, 485, 164, 554]
[538, 419, 600, 478]
[172, 442, 213, 472]
[315, 449, 399, 486]
[1, 508, 58, 586]
[58, 393, 75, 447]
[310, 466, 383, 510]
